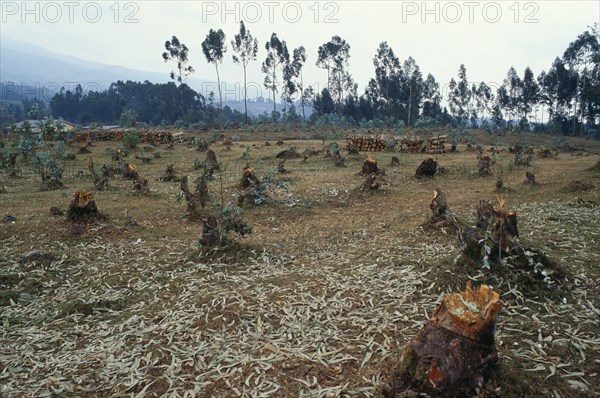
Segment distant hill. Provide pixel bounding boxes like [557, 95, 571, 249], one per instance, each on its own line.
[0, 38, 309, 117]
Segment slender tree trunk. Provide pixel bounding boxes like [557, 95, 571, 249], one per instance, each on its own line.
[243, 63, 248, 124]
[300, 72, 306, 122]
[272, 67, 277, 113]
[216, 64, 223, 128]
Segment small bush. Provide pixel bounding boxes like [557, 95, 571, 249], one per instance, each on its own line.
[123, 132, 140, 149]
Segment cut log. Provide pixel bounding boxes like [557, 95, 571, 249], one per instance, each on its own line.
[384, 282, 503, 398]
[415, 158, 437, 179]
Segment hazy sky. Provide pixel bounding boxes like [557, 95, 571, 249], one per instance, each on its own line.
[2, 0, 598, 100]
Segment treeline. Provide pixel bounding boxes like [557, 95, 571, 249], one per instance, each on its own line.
[3, 23, 598, 136]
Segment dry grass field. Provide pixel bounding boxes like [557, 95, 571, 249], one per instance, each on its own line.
[1, 129, 599, 397]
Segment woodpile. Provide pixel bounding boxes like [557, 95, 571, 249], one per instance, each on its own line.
[74, 129, 173, 145]
[425, 135, 447, 154]
[384, 282, 503, 397]
[345, 134, 386, 152]
[399, 137, 424, 153]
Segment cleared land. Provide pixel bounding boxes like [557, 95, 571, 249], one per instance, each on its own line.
[1, 130, 599, 397]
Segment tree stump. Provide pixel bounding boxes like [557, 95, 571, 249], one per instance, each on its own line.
[334, 154, 346, 167]
[426, 189, 459, 231]
[360, 174, 382, 191]
[121, 162, 139, 180]
[277, 159, 288, 174]
[361, 155, 380, 175]
[40, 173, 65, 191]
[205, 150, 220, 171]
[461, 199, 519, 261]
[87, 158, 108, 190]
[66, 191, 104, 222]
[276, 146, 299, 159]
[524, 171, 536, 185]
[478, 155, 494, 177]
[132, 176, 150, 194]
[180, 175, 208, 218]
[390, 156, 400, 167]
[199, 215, 220, 247]
[160, 164, 180, 182]
[415, 158, 437, 179]
[384, 282, 503, 398]
[240, 167, 260, 189]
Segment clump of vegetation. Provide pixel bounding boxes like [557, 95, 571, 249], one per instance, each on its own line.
[199, 204, 252, 248]
[122, 131, 140, 149]
[239, 168, 289, 206]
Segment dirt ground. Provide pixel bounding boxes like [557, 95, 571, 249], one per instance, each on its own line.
[1, 129, 599, 397]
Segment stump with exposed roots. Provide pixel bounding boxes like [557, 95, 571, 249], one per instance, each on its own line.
[415, 157, 438, 179]
[66, 191, 105, 222]
[384, 282, 503, 398]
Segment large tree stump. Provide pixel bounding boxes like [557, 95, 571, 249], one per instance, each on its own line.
[415, 158, 437, 179]
[384, 282, 503, 398]
[121, 162, 139, 180]
[66, 191, 104, 222]
[361, 155, 380, 175]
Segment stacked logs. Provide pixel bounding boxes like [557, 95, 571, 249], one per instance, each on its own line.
[426, 135, 447, 154]
[74, 130, 174, 145]
[399, 137, 424, 153]
[346, 134, 386, 152]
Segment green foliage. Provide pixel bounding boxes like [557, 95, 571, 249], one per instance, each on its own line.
[249, 170, 289, 206]
[241, 146, 251, 161]
[123, 131, 140, 149]
[120, 108, 137, 128]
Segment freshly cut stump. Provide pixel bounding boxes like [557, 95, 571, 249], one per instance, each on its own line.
[66, 191, 104, 222]
[361, 155, 380, 175]
[384, 282, 503, 398]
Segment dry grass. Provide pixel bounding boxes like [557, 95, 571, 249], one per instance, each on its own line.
[1, 130, 599, 397]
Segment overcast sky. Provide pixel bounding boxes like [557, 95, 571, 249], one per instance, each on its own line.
[2, 0, 598, 100]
